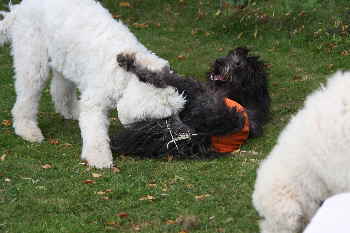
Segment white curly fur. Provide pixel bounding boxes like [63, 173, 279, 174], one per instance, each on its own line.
[0, 0, 185, 168]
[253, 71, 350, 233]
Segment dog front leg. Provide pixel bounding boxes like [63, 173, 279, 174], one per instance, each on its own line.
[79, 96, 113, 168]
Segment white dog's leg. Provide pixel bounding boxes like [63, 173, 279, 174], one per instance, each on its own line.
[79, 93, 113, 168]
[50, 71, 79, 120]
[11, 33, 49, 143]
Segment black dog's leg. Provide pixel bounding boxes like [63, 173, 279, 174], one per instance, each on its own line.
[117, 53, 168, 88]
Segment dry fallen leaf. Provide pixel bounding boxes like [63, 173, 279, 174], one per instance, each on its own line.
[96, 191, 106, 195]
[133, 23, 149, 28]
[1, 120, 12, 127]
[106, 221, 119, 226]
[132, 224, 141, 231]
[92, 173, 102, 178]
[341, 50, 349, 56]
[41, 164, 52, 169]
[111, 167, 121, 173]
[176, 55, 187, 60]
[83, 179, 96, 184]
[119, 2, 131, 7]
[195, 194, 211, 200]
[139, 195, 156, 201]
[116, 212, 129, 218]
[101, 196, 110, 200]
[166, 220, 177, 225]
[0, 154, 7, 161]
[48, 139, 60, 145]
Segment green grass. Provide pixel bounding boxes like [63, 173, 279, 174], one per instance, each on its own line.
[1, 0, 350, 232]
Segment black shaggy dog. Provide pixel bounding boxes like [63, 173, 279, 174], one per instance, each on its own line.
[208, 47, 270, 137]
[111, 53, 248, 158]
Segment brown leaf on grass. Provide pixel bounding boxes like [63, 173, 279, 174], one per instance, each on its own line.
[217, 48, 224, 52]
[0, 154, 7, 161]
[1, 120, 12, 127]
[111, 167, 121, 173]
[106, 221, 119, 226]
[119, 2, 131, 7]
[97, 189, 112, 195]
[112, 15, 121, 19]
[132, 224, 141, 231]
[176, 55, 187, 60]
[83, 179, 96, 184]
[166, 220, 177, 225]
[133, 23, 149, 28]
[92, 173, 102, 178]
[41, 164, 52, 169]
[148, 183, 157, 188]
[101, 196, 110, 200]
[139, 195, 156, 201]
[191, 28, 198, 36]
[154, 23, 161, 28]
[326, 64, 334, 70]
[116, 212, 129, 218]
[341, 50, 350, 56]
[195, 194, 210, 200]
[48, 139, 60, 145]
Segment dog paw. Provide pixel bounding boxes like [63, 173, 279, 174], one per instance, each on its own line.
[81, 150, 113, 169]
[117, 53, 136, 71]
[14, 120, 44, 143]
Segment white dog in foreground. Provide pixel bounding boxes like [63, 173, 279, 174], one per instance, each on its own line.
[253, 71, 350, 233]
[0, 0, 185, 168]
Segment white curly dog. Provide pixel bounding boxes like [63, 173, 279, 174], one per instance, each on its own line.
[0, 0, 185, 168]
[253, 71, 350, 233]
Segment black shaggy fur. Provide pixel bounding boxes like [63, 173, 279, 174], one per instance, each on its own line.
[208, 47, 270, 137]
[111, 53, 246, 158]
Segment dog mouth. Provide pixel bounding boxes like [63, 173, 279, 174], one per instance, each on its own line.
[209, 74, 226, 81]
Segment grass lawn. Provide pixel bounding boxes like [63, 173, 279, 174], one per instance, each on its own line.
[1, 0, 350, 232]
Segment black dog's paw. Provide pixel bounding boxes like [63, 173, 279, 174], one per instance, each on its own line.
[117, 53, 136, 71]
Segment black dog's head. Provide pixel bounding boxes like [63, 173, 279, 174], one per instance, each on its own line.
[208, 47, 250, 83]
[207, 47, 270, 137]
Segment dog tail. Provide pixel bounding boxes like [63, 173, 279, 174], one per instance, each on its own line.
[0, 6, 16, 46]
